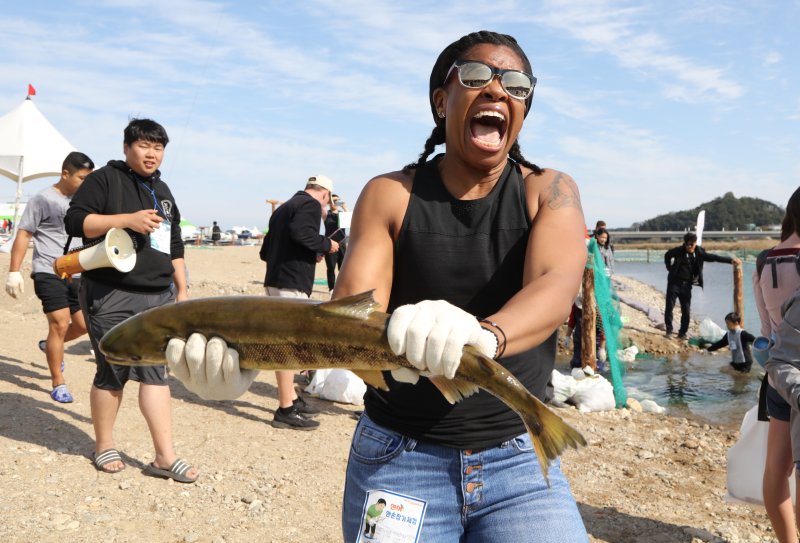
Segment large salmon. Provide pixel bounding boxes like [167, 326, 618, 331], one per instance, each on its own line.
[100, 291, 585, 481]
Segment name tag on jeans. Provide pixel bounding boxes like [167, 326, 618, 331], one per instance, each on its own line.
[357, 489, 426, 542]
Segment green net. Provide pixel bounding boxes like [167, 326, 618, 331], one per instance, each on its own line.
[587, 238, 627, 407]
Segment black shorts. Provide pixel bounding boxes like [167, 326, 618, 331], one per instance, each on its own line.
[767, 382, 791, 422]
[80, 278, 174, 390]
[32, 273, 82, 314]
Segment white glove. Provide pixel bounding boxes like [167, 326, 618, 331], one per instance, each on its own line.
[5, 271, 23, 298]
[387, 300, 497, 380]
[597, 346, 607, 362]
[166, 333, 258, 400]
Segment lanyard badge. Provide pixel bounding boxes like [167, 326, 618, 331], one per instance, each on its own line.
[139, 181, 172, 255]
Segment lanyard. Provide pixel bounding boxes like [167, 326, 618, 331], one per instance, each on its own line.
[138, 181, 168, 219]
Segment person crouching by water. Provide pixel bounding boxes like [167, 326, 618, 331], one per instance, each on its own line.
[706, 312, 755, 373]
[164, 30, 590, 541]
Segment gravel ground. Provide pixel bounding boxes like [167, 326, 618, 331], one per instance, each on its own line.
[0, 245, 777, 542]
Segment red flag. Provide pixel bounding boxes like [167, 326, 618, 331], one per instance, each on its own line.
[27, 84, 36, 96]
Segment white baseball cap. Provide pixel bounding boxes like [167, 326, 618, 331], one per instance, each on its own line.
[308, 175, 334, 194]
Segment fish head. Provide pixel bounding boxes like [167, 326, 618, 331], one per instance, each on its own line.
[99, 307, 177, 365]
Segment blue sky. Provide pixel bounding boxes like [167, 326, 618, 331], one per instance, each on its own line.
[1, 0, 798, 230]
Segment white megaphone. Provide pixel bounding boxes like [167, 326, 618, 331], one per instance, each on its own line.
[53, 228, 136, 279]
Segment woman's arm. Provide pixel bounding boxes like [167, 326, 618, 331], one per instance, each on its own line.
[332, 172, 411, 308]
[484, 169, 587, 357]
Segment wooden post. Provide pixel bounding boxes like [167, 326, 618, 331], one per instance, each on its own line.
[733, 260, 744, 321]
[581, 266, 597, 371]
[266, 199, 282, 213]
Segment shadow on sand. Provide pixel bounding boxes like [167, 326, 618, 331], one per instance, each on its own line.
[580, 503, 718, 542]
[0, 357, 93, 457]
[168, 373, 359, 424]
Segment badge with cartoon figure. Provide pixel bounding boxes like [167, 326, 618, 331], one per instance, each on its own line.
[357, 489, 426, 542]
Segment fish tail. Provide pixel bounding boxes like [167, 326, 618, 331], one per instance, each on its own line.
[523, 399, 587, 486]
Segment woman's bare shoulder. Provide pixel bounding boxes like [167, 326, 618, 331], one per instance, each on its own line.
[519, 165, 582, 214]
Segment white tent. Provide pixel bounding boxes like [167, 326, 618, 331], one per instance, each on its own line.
[0, 95, 76, 238]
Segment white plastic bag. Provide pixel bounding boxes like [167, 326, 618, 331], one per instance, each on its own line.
[571, 374, 615, 413]
[725, 405, 796, 505]
[617, 346, 639, 363]
[700, 317, 725, 343]
[306, 369, 366, 406]
[639, 399, 666, 414]
[305, 369, 331, 395]
[550, 370, 576, 407]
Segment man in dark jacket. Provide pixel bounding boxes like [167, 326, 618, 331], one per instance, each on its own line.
[664, 232, 740, 339]
[259, 175, 340, 430]
[64, 118, 197, 482]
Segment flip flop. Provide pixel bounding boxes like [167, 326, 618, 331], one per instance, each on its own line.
[92, 448, 126, 473]
[143, 458, 198, 483]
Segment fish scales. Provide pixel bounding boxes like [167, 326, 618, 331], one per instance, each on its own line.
[99, 290, 586, 483]
[234, 342, 395, 369]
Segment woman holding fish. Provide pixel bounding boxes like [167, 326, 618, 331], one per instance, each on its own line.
[163, 31, 589, 541]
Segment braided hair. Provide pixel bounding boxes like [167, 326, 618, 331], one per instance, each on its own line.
[403, 31, 543, 175]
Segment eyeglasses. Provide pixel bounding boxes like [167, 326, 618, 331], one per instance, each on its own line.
[445, 60, 536, 100]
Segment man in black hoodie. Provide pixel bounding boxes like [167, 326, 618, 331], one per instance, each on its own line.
[663, 232, 740, 339]
[65, 119, 197, 482]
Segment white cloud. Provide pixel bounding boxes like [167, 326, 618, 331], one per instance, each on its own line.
[546, 127, 789, 227]
[765, 51, 782, 65]
[528, 0, 744, 102]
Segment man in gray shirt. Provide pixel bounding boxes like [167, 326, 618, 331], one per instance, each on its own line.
[5, 152, 95, 402]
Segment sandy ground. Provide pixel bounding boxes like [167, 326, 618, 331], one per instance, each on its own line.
[0, 245, 778, 543]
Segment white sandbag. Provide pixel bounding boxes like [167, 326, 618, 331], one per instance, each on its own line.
[725, 405, 796, 505]
[700, 317, 726, 343]
[639, 399, 665, 414]
[617, 345, 639, 363]
[313, 369, 367, 406]
[550, 370, 576, 407]
[304, 369, 331, 396]
[571, 374, 615, 413]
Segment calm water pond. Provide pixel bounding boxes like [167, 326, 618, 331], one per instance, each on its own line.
[558, 260, 764, 427]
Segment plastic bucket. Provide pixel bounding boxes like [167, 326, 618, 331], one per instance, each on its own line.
[752, 336, 772, 368]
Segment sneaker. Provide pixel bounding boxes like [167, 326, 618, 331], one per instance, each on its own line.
[50, 384, 74, 403]
[664, 331, 673, 338]
[293, 394, 321, 418]
[39, 340, 65, 373]
[677, 334, 688, 340]
[272, 407, 320, 431]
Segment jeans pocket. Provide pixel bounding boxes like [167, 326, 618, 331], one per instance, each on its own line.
[350, 417, 411, 465]
[510, 433, 534, 453]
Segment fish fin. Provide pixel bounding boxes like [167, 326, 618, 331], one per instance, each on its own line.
[352, 370, 389, 391]
[427, 376, 480, 405]
[318, 291, 380, 320]
[522, 396, 587, 486]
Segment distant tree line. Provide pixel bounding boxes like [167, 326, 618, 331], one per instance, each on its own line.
[630, 192, 784, 231]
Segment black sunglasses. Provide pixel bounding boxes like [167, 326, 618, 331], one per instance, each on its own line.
[446, 60, 536, 100]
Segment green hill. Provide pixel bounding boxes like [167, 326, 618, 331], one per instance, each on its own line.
[631, 192, 784, 231]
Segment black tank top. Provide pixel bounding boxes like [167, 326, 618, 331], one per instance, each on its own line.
[364, 155, 557, 449]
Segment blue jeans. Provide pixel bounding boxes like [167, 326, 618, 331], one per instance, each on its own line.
[342, 414, 588, 542]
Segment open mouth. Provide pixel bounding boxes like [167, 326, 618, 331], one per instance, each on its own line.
[470, 110, 507, 148]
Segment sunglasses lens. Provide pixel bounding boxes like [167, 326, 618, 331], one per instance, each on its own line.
[458, 62, 493, 88]
[502, 71, 533, 99]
